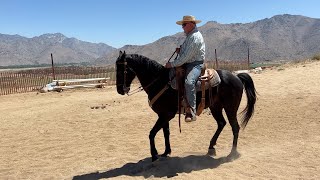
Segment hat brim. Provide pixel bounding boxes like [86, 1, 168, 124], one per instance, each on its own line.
[176, 20, 201, 25]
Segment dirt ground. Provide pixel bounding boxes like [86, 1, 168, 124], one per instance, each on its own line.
[1, 61, 319, 180]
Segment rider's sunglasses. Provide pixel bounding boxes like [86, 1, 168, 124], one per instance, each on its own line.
[182, 22, 194, 27]
[182, 23, 189, 27]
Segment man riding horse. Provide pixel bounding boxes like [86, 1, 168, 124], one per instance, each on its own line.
[165, 15, 205, 123]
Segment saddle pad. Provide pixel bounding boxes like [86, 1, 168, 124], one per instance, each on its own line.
[169, 68, 221, 91]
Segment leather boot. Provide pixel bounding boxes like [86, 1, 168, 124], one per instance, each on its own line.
[185, 107, 196, 122]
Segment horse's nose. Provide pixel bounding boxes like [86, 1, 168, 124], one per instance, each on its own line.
[123, 87, 130, 94]
[116, 85, 126, 95]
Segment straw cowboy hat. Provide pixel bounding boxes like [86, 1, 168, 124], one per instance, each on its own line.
[176, 15, 202, 25]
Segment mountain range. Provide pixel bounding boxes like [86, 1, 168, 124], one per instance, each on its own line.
[1, 14, 320, 66]
[0, 33, 115, 66]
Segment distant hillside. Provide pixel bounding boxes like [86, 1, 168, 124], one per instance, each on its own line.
[96, 14, 320, 65]
[1, 14, 320, 66]
[0, 33, 115, 66]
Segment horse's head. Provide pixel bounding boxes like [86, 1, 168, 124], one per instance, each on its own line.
[116, 51, 136, 95]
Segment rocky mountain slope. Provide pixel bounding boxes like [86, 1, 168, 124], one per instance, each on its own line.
[1, 14, 319, 66]
[97, 14, 320, 64]
[0, 33, 115, 66]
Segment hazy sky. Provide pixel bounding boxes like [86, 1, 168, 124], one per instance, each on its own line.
[1, 0, 319, 48]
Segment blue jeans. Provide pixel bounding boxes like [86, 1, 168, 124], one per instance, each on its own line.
[183, 61, 204, 117]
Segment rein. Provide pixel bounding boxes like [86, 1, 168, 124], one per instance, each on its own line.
[126, 76, 162, 96]
[167, 49, 178, 63]
[126, 86, 143, 96]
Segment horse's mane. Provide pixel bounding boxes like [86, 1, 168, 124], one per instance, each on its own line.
[129, 54, 165, 75]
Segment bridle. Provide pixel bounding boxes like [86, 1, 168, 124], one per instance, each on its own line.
[116, 58, 131, 95]
[116, 50, 178, 96]
[116, 50, 181, 133]
[116, 58, 161, 96]
[116, 51, 182, 132]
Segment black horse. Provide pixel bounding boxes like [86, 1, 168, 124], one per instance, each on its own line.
[116, 51, 257, 162]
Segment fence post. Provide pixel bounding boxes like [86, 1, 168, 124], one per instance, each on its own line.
[247, 47, 250, 69]
[51, 53, 56, 80]
[215, 49, 218, 69]
[0, 72, 4, 96]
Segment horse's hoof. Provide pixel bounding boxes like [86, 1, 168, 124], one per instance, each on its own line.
[151, 156, 162, 166]
[151, 155, 159, 162]
[207, 148, 216, 156]
[227, 150, 241, 161]
[160, 154, 170, 158]
[160, 150, 171, 158]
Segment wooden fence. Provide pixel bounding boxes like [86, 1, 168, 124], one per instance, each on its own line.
[0, 59, 249, 96]
[0, 66, 115, 96]
[206, 59, 249, 72]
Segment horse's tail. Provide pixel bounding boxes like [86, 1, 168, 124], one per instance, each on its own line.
[237, 73, 257, 129]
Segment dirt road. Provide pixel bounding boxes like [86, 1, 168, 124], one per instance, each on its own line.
[1, 61, 319, 179]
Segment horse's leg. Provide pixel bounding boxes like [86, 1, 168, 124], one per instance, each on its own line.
[160, 122, 171, 157]
[225, 106, 241, 158]
[207, 105, 226, 156]
[149, 116, 168, 162]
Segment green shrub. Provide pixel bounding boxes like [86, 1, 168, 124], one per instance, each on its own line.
[312, 53, 320, 60]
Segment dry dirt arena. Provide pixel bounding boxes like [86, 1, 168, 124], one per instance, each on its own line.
[1, 61, 319, 180]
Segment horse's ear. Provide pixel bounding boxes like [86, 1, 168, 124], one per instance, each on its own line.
[119, 51, 126, 58]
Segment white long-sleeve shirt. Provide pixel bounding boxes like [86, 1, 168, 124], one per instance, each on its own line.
[171, 27, 205, 67]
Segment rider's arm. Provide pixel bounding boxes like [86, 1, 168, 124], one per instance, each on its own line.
[171, 35, 198, 67]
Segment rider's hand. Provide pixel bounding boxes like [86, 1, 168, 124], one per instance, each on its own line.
[164, 62, 172, 68]
[176, 47, 180, 54]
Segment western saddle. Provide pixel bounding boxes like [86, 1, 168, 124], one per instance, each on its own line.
[175, 63, 215, 117]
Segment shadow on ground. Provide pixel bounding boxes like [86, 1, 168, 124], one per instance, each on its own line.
[73, 154, 239, 179]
